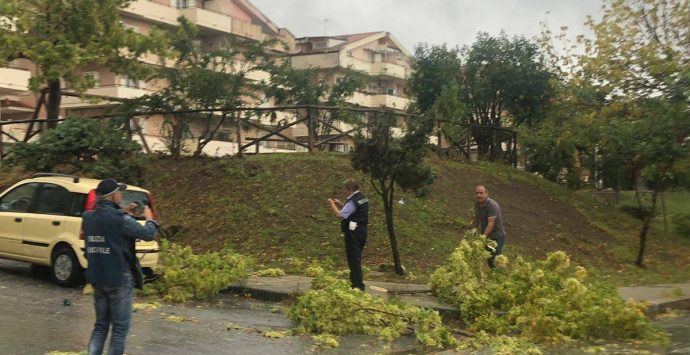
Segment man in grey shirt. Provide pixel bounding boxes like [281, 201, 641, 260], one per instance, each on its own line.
[474, 185, 505, 268]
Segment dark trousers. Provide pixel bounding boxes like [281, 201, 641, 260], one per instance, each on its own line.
[487, 234, 506, 269]
[344, 227, 367, 290]
[88, 272, 133, 355]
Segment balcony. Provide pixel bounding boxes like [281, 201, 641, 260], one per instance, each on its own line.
[179, 7, 232, 33]
[339, 57, 408, 79]
[230, 61, 270, 82]
[231, 21, 267, 42]
[291, 120, 355, 138]
[123, 0, 178, 26]
[340, 56, 369, 73]
[371, 62, 407, 79]
[370, 94, 409, 110]
[348, 92, 371, 107]
[0, 67, 31, 94]
[61, 85, 152, 108]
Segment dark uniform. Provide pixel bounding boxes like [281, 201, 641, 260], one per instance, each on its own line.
[83, 199, 157, 355]
[340, 191, 369, 290]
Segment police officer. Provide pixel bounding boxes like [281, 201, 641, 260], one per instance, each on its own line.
[328, 179, 369, 291]
[83, 179, 159, 355]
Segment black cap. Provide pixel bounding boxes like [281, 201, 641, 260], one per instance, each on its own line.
[96, 179, 127, 197]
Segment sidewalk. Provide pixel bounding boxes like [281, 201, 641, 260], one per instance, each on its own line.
[227, 276, 690, 316]
[619, 283, 690, 314]
[225, 275, 458, 315]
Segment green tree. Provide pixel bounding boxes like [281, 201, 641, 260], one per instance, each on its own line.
[123, 17, 269, 158]
[4, 117, 144, 182]
[0, 0, 162, 128]
[520, 79, 603, 189]
[407, 44, 463, 114]
[579, 0, 690, 266]
[351, 114, 434, 275]
[461, 32, 553, 160]
[407, 36, 552, 162]
[428, 84, 469, 158]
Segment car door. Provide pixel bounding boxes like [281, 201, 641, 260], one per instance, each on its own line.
[21, 183, 70, 263]
[0, 183, 39, 258]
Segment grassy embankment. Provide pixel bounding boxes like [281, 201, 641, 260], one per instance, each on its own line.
[137, 154, 690, 286]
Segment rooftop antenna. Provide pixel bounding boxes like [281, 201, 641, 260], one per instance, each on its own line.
[324, 18, 330, 36]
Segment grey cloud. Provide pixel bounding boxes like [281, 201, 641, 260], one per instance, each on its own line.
[252, 0, 603, 51]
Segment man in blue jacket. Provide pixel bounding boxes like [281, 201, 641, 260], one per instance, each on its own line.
[83, 179, 158, 355]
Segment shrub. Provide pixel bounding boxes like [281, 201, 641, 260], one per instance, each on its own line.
[429, 232, 667, 344]
[5, 117, 145, 182]
[143, 240, 253, 302]
[288, 269, 456, 349]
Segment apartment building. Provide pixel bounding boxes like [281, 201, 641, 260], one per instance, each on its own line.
[0, 0, 301, 155]
[290, 31, 412, 152]
[1, 3, 415, 155]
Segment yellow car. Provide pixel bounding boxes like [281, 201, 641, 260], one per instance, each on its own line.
[0, 173, 159, 286]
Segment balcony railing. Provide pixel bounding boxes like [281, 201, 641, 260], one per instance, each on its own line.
[347, 92, 409, 110]
[231, 21, 267, 42]
[370, 94, 409, 110]
[179, 7, 232, 33]
[61, 85, 152, 108]
[371, 62, 407, 79]
[340, 57, 408, 79]
[0, 67, 31, 94]
[123, 0, 178, 26]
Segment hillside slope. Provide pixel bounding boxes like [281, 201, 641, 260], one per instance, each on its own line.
[142, 154, 690, 284]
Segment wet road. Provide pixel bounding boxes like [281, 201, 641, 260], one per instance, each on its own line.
[0, 259, 423, 355]
[2, 259, 689, 354]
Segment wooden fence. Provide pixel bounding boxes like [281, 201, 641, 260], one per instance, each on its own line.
[0, 103, 517, 166]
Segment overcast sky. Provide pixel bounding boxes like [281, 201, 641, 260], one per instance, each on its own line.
[251, 0, 604, 52]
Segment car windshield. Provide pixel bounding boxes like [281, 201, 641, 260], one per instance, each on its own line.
[120, 190, 150, 220]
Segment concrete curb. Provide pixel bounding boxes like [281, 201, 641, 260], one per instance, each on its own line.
[224, 276, 690, 317]
[618, 283, 690, 315]
[224, 275, 460, 317]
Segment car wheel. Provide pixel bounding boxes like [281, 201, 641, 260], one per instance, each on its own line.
[51, 245, 83, 287]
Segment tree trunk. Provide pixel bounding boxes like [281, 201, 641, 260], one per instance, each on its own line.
[381, 184, 404, 275]
[167, 115, 184, 159]
[635, 189, 658, 267]
[46, 80, 62, 129]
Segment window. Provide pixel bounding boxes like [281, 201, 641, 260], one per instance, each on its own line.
[82, 71, 100, 87]
[0, 183, 39, 212]
[172, 0, 189, 9]
[34, 184, 72, 215]
[70, 193, 87, 217]
[119, 76, 145, 89]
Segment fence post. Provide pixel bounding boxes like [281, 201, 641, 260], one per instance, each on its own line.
[236, 114, 243, 157]
[466, 125, 471, 162]
[0, 121, 3, 161]
[513, 134, 518, 168]
[307, 107, 314, 153]
[437, 121, 443, 158]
